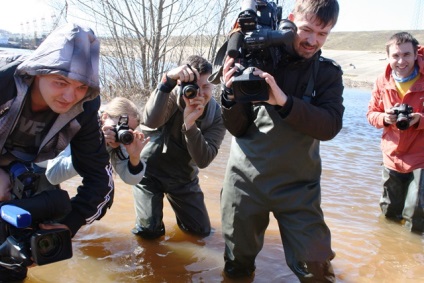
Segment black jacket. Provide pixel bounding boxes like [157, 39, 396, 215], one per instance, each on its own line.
[220, 50, 345, 195]
[222, 51, 344, 141]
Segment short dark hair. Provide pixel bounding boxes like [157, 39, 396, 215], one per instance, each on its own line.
[184, 55, 212, 75]
[386, 32, 419, 55]
[293, 0, 340, 28]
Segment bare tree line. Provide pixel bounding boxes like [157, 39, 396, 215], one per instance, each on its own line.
[50, 0, 293, 103]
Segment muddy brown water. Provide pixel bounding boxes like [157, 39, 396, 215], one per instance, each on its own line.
[26, 88, 424, 282]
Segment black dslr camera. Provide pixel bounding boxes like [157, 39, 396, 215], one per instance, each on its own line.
[180, 65, 199, 99]
[227, 0, 296, 102]
[0, 184, 73, 271]
[392, 104, 413, 130]
[180, 80, 199, 99]
[113, 115, 134, 145]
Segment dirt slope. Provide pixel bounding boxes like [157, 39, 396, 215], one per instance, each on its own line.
[321, 30, 424, 89]
[325, 30, 424, 52]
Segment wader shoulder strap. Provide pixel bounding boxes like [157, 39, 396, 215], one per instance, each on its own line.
[302, 58, 320, 103]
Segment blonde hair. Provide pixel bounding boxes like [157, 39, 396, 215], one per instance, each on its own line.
[103, 97, 141, 124]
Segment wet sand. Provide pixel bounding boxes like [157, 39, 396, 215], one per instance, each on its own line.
[322, 49, 388, 89]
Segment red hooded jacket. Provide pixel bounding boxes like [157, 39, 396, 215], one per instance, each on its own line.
[367, 45, 424, 173]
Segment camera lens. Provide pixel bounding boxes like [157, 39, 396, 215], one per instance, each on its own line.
[232, 78, 269, 102]
[396, 116, 410, 130]
[238, 80, 263, 97]
[118, 130, 134, 145]
[182, 84, 198, 99]
[35, 233, 63, 258]
[31, 229, 72, 265]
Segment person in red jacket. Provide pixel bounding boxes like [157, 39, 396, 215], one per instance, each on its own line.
[367, 32, 424, 232]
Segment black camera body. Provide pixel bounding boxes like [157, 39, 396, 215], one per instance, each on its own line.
[0, 189, 73, 270]
[392, 103, 413, 130]
[113, 115, 134, 145]
[228, 0, 296, 102]
[180, 66, 199, 99]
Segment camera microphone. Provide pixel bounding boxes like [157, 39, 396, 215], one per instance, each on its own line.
[1, 205, 32, 228]
[227, 31, 244, 58]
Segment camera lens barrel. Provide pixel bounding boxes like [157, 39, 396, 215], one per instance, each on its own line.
[396, 115, 410, 130]
[31, 229, 73, 265]
[181, 83, 199, 99]
[393, 103, 413, 130]
[232, 67, 269, 102]
[117, 130, 134, 145]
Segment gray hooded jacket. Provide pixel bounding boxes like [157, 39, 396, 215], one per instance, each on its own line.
[0, 23, 114, 236]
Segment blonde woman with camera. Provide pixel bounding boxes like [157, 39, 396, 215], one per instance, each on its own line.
[46, 97, 149, 185]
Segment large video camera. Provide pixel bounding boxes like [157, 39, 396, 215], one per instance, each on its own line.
[227, 0, 296, 102]
[0, 187, 73, 271]
[113, 115, 134, 145]
[392, 103, 413, 130]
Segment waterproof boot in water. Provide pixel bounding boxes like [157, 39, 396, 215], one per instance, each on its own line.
[131, 223, 165, 239]
[292, 260, 335, 283]
[223, 258, 255, 279]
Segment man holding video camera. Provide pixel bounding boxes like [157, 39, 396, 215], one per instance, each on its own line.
[367, 32, 424, 232]
[217, 0, 343, 281]
[131, 55, 226, 239]
[0, 23, 114, 281]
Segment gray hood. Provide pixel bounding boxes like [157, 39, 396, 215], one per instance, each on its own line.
[16, 22, 100, 100]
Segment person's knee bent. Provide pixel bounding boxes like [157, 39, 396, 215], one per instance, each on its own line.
[177, 218, 211, 236]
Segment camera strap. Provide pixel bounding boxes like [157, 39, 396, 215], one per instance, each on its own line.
[302, 58, 320, 103]
[114, 146, 128, 161]
[208, 41, 228, 85]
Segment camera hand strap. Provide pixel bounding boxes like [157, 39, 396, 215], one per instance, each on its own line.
[208, 40, 228, 85]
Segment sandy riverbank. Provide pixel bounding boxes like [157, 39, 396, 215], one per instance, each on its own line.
[322, 49, 388, 90]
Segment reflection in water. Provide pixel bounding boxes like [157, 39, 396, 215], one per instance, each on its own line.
[27, 89, 424, 282]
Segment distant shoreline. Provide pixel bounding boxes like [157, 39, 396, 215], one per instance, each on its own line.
[323, 49, 385, 91]
[0, 46, 378, 91]
[343, 78, 374, 90]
